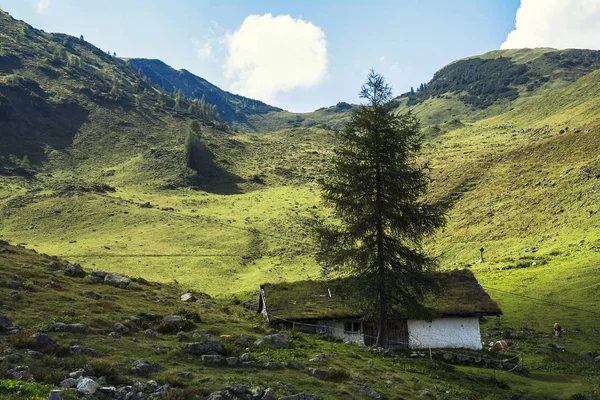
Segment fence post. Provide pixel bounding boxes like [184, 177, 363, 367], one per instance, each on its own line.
[49, 390, 62, 400]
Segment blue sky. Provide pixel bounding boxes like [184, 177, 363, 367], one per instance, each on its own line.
[2, 0, 598, 112]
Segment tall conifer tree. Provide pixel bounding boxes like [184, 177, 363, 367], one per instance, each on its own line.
[316, 70, 446, 347]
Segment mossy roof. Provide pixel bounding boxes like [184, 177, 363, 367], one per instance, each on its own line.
[259, 269, 502, 322]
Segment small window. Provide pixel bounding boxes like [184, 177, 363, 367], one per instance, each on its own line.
[344, 321, 360, 332]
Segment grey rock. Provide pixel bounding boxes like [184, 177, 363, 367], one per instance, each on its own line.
[31, 332, 59, 353]
[251, 387, 265, 398]
[144, 329, 156, 339]
[108, 331, 122, 339]
[69, 369, 85, 379]
[228, 382, 247, 395]
[442, 353, 454, 361]
[456, 354, 470, 362]
[64, 263, 85, 277]
[48, 390, 62, 400]
[177, 331, 189, 341]
[98, 387, 118, 397]
[43, 322, 89, 334]
[354, 385, 381, 398]
[104, 273, 130, 289]
[262, 388, 278, 400]
[280, 394, 324, 400]
[47, 261, 62, 270]
[113, 323, 129, 334]
[131, 360, 160, 377]
[81, 291, 100, 300]
[60, 378, 78, 388]
[264, 361, 278, 370]
[309, 368, 331, 380]
[24, 349, 44, 359]
[84, 348, 99, 358]
[77, 378, 98, 395]
[226, 357, 240, 366]
[0, 315, 13, 328]
[8, 291, 21, 301]
[91, 270, 107, 278]
[85, 275, 103, 284]
[286, 360, 304, 370]
[162, 315, 185, 327]
[201, 354, 224, 365]
[240, 352, 252, 362]
[180, 292, 195, 302]
[419, 389, 434, 398]
[177, 372, 193, 379]
[69, 345, 83, 354]
[206, 392, 225, 400]
[4, 365, 30, 381]
[182, 340, 223, 355]
[135, 277, 148, 285]
[594, 355, 600, 364]
[123, 319, 138, 332]
[254, 333, 290, 349]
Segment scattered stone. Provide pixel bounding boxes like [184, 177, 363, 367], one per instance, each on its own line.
[418, 389, 434, 398]
[443, 353, 454, 361]
[240, 352, 252, 362]
[64, 263, 85, 278]
[177, 372, 193, 379]
[131, 360, 160, 377]
[4, 365, 31, 381]
[104, 273, 130, 289]
[31, 332, 59, 353]
[226, 357, 240, 366]
[24, 349, 43, 359]
[139, 202, 152, 208]
[0, 315, 13, 328]
[491, 340, 509, 352]
[92, 270, 107, 278]
[254, 333, 290, 349]
[309, 368, 331, 380]
[69, 345, 83, 354]
[286, 360, 304, 370]
[162, 315, 185, 327]
[135, 277, 148, 285]
[49, 390, 62, 400]
[264, 362, 278, 370]
[69, 369, 85, 379]
[42, 322, 89, 334]
[47, 261, 62, 270]
[81, 291, 100, 300]
[77, 378, 98, 395]
[8, 291, 21, 301]
[202, 354, 225, 365]
[279, 393, 324, 400]
[228, 383, 247, 395]
[457, 354, 470, 362]
[60, 378, 77, 388]
[181, 292, 195, 302]
[524, 247, 538, 253]
[182, 340, 223, 355]
[594, 355, 600, 364]
[144, 329, 156, 339]
[354, 385, 381, 398]
[108, 331, 122, 339]
[262, 388, 278, 400]
[85, 275, 103, 284]
[177, 331, 189, 341]
[113, 323, 129, 334]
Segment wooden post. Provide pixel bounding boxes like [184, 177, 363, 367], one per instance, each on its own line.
[479, 247, 485, 262]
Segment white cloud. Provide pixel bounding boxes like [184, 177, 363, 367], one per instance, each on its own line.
[224, 13, 327, 102]
[36, 0, 50, 14]
[196, 41, 213, 60]
[380, 56, 399, 71]
[501, 0, 600, 50]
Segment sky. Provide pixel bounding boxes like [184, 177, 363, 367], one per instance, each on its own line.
[1, 0, 600, 112]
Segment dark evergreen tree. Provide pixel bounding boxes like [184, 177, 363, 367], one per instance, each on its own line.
[315, 70, 446, 348]
[185, 121, 202, 170]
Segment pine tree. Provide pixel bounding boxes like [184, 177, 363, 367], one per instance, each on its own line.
[175, 89, 184, 110]
[185, 121, 202, 170]
[315, 70, 446, 348]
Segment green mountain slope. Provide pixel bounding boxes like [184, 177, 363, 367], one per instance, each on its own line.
[126, 58, 281, 129]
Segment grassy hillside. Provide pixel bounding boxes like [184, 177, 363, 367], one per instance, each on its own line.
[0, 241, 597, 399]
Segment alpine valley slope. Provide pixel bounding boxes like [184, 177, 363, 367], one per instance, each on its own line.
[0, 8, 599, 397]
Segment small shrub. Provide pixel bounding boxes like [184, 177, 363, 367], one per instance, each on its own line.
[89, 359, 122, 384]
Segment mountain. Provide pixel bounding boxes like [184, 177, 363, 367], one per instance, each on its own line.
[126, 58, 281, 129]
[1, 8, 600, 397]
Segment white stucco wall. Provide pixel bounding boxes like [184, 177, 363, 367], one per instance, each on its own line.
[407, 317, 482, 350]
[330, 321, 365, 345]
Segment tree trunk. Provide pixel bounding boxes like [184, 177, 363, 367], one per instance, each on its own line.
[374, 123, 387, 348]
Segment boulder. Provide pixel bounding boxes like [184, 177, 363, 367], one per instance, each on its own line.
[254, 333, 290, 349]
[60, 378, 78, 388]
[64, 263, 85, 277]
[49, 390, 62, 400]
[280, 394, 324, 400]
[262, 388, 278, 400]
[181, 293, 195, 302]
[228, 383, 247, 395]
[177, 331, 189, 341]
[81, 291, 100, 300]
[226, 357, 240, 366]
[77, 378, 98, 395]
[177, 372, 193, 379]
[31, 332, 59, 353]
[104, 273, 130, 289]
[43, 322, 89, 334]
[182, 340, 223, 355]
[202, 354, 225, 365]
[4, 365, 31, 381]
[131, 360, 160, 377]
[354, 385, 381, 398]
[144, 329, 156, 339]
[108, 331, 122, 339]
[309, 368, 331, 380]
[595, 355, 600, 365]
[113, 323, 129, 334]
[91, 270, 107, 278]
[162, 315, 185, 327]
[84, 348, 99, 358]
[286, 360, 304, 370]
[24, 349, 43, 359]
[0, 315, 13, 328]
